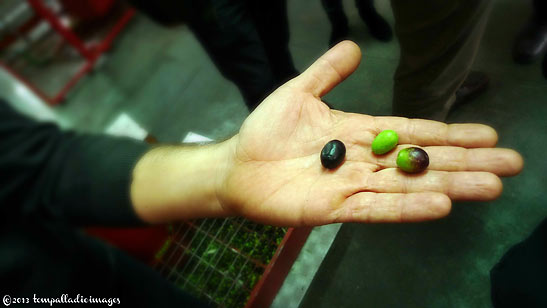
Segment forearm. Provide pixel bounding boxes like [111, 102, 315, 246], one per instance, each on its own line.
[130, 138, 236, 223]
[0, 100, 149, 226]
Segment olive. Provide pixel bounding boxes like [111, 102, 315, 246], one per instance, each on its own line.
[371, 130, 399, 155]
[321, 140, 346, 169]
[396, 147, 429, 173]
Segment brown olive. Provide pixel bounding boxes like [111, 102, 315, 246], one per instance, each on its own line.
[396, 147, 429, 173]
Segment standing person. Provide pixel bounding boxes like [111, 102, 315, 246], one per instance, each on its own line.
[321, 0, 393, 47]
[131, 0, 298, 111]
[390, 0, 492, 120]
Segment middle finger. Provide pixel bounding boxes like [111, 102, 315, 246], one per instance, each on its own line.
[346, 145, 522, 176]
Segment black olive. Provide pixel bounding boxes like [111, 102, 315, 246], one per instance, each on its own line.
[321, 140, 346, 169]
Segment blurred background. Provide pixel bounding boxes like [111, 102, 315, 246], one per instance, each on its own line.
[1, 0, 546, 307]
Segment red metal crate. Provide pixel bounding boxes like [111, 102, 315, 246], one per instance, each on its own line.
[154, 217, 312, 308]
[0, 0, 135, 105]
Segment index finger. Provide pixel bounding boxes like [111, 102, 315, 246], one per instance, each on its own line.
[372, 117, 498, 148]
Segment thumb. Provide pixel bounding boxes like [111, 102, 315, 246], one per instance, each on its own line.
[289, 40, 362, 97]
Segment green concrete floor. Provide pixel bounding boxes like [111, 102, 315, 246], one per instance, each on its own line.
[51, 0, 547, 307]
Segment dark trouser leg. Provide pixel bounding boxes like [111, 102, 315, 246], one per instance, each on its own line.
[534, 0, 547, 22]
[390, 0, 492, 120]
[355, 0, 393, 41]
[513, 0, 547, 64]
[185, 0, 276, 110]
[247, 0, 298, 84]
[321, 0, 348, 29]
[540, 0, 547, 78]
[490, 218, 547, 307]
[321, 0, 350, 47]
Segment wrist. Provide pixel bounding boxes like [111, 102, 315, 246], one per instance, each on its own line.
[131, 137, 238, 223]
[213, 136, 238, 216]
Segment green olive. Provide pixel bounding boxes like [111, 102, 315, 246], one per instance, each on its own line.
[396, 147, 429, 173]
[371, 130, 399, 155]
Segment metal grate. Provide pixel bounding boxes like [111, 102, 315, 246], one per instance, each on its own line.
[155, 217, 287, 308]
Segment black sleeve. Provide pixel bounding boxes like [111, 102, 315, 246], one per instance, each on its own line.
[0, 99, 150, 226]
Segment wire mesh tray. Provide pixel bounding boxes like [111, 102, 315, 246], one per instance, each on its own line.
[154, 217, 288, 308]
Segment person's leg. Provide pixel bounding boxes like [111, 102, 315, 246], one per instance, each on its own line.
[534, 0, 547, 21]
[490, 218, 547, 307]
[247, 1, 298, 84]
[354, 0, 392, 41]
[513, 0, 547, 64]
[184, 0, 276, 110]
[390, 0, 492, 120]
[321, 0, 350, 47]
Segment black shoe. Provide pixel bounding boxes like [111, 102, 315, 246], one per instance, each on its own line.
[513, 18, 547, 64]
[358, 10, 392, 42]
[454, 71, 490, 106]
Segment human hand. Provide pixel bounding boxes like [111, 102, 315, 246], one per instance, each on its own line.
[218, 41, 523, 227]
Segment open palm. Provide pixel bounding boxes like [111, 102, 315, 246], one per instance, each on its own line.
[219, 41, 523, 227]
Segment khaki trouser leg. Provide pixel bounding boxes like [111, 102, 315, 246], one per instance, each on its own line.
[391, 0, 493, 120]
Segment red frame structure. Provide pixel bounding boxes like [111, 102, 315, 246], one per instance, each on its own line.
[0, 0, 135, 105]
[151, 218, 313, 308]
[245, 226, 313, 308]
